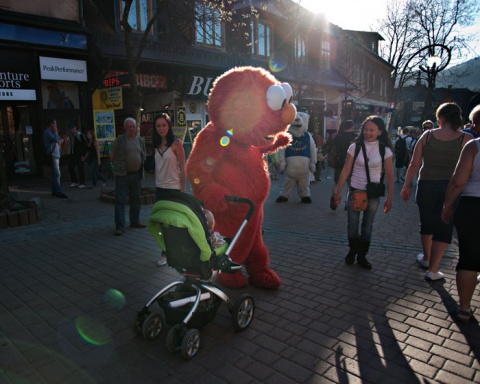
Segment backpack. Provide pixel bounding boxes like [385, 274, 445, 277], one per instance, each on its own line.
[394, 136, 407, 158]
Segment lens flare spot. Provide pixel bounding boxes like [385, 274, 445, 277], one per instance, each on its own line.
[226, 129, 233, 137]
[103, 288, 126, 310]
[220, 136, 230, 147]
[75, 316, 112, 346]
[206, 157, 216, 166]
[194, 178, 200, 184]
[269, 52, 288, 73]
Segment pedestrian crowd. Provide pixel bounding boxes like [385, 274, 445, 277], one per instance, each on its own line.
[43, 102, 480, 323]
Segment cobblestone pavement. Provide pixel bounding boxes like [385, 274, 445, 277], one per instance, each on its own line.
[1, 169, 479, 384]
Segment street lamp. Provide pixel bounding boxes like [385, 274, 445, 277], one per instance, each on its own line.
[394, 44, 451, 128]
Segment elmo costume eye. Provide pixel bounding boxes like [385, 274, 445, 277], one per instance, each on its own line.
[266, 85, 286, 111]
[281, 83, 293, 104]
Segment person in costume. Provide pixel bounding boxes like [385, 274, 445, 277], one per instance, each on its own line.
[186, 66, 296, 289]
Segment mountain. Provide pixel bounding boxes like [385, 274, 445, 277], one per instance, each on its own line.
[436, 57, 480, 91]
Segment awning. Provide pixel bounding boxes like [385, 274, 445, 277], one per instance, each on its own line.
[354, 97, 394, 112]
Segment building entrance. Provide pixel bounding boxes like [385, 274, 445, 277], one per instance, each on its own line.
[0, 104, 36, 177]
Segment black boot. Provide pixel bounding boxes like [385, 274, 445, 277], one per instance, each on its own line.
[345, 238, 358, 265]
[357, 240, 372, 270]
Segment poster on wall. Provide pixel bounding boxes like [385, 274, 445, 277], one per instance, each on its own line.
[41, 81, 79, 109]
[93, 109, 115, 140]
[92, 87, 123, 109]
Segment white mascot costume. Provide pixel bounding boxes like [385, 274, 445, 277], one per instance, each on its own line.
[276, 111, 317, 203]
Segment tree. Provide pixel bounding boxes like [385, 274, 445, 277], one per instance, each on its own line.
[117, 0, 258, 130]
[378, 0, 479, 123]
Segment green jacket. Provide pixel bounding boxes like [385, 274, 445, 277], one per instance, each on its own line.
[111, 134, 146, 179]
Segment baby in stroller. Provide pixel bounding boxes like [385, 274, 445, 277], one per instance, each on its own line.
[204, 208, 226, 249]
[134, 190, 255, 359]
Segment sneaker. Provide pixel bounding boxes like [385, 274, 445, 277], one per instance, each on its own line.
[425, 270, 444, 281]
[156, 257, 167, 267]
[70, 183, 78, 187]
[114, 228, 124, 236]
[416, 253, 429, 269]
[78, 184, 86, 189]
[457, 308, 473, 323]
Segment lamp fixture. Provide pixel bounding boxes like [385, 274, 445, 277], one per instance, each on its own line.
[426, 55, 441, 69]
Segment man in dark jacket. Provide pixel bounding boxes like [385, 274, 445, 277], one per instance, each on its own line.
[68, 124, 87, 188]
[329, 120, 356, 210]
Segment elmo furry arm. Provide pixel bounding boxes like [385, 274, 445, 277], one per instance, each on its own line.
[186, 125, 230, 212]
[259, 132, 291, 155]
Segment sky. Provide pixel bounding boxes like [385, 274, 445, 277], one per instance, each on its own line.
[300, 0, 480, 61]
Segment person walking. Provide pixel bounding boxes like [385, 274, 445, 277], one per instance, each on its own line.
[110, 117, 146, 236]
[43, 118, 67, 198]
[334, 116, 394, 269]
[462, 104, 480, 139]
[401, 102, 473, 281]
[151, 113, 186, 266]
[67, 124, 87, 188]
[85, 130, 107, 190]
[441, 135, 480, 322]
[329, 120, 356, 210]
[394, 127, 411, 183]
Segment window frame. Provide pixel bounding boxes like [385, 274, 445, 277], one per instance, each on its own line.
[320, 40, 330, 70]
[120, 0, 153, 33]
[294, 35, 306, 64]
[195, 1, 225, 49]
[251, 19, 272, 58]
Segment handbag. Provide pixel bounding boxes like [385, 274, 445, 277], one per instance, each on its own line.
[361, 142, 385, 199]
[351, 190, 368, 211]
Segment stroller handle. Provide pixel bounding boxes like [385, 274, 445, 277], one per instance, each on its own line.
[225, 196, 254, 221]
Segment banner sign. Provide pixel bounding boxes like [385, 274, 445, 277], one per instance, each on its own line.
[40, 56, 88, 82]
[0, 51, 37, 100]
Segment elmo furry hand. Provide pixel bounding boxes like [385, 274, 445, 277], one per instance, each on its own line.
[186, 66, 296, 289]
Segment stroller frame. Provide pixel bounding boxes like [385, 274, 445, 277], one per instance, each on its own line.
[134, 192, 255, 360]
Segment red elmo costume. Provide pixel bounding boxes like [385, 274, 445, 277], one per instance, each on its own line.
[186, 67, 296, 288]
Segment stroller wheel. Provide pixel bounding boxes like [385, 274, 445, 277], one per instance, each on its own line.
[166, 324, 185, 353]
[142, 311, 164, 340]
[230, 294, 255, 332]
[181, 329, 200, 360]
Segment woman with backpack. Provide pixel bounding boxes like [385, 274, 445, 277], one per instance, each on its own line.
[334, 116, 394, 269]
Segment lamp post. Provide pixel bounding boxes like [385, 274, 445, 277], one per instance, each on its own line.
[394, 44, 451, 128]
[420, 48, 451, 122]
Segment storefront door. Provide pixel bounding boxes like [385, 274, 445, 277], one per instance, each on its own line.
[0, 104, 35, 177]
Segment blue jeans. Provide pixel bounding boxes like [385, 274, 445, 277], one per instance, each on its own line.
[347, 189, 380, 243]
[88, 160, 107, 187]
[114, 172, 142, 230]
[51, 157, 63, 194]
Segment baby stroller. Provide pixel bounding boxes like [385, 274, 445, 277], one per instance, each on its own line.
[134, 190, 255, 360]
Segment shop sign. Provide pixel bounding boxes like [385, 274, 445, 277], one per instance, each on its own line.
[104, 71, 167, 89]
[177, 107, 187, 126]
[92, 87, 123, 109]
[185, 74, 218, 100]
[40, 56, 87, 82]
[0, 51, 37, 100]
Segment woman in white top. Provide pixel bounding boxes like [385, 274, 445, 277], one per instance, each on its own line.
[335, 116, 395, 269]
[152, 113, 186, 266]
[442, 116, 480, 322]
